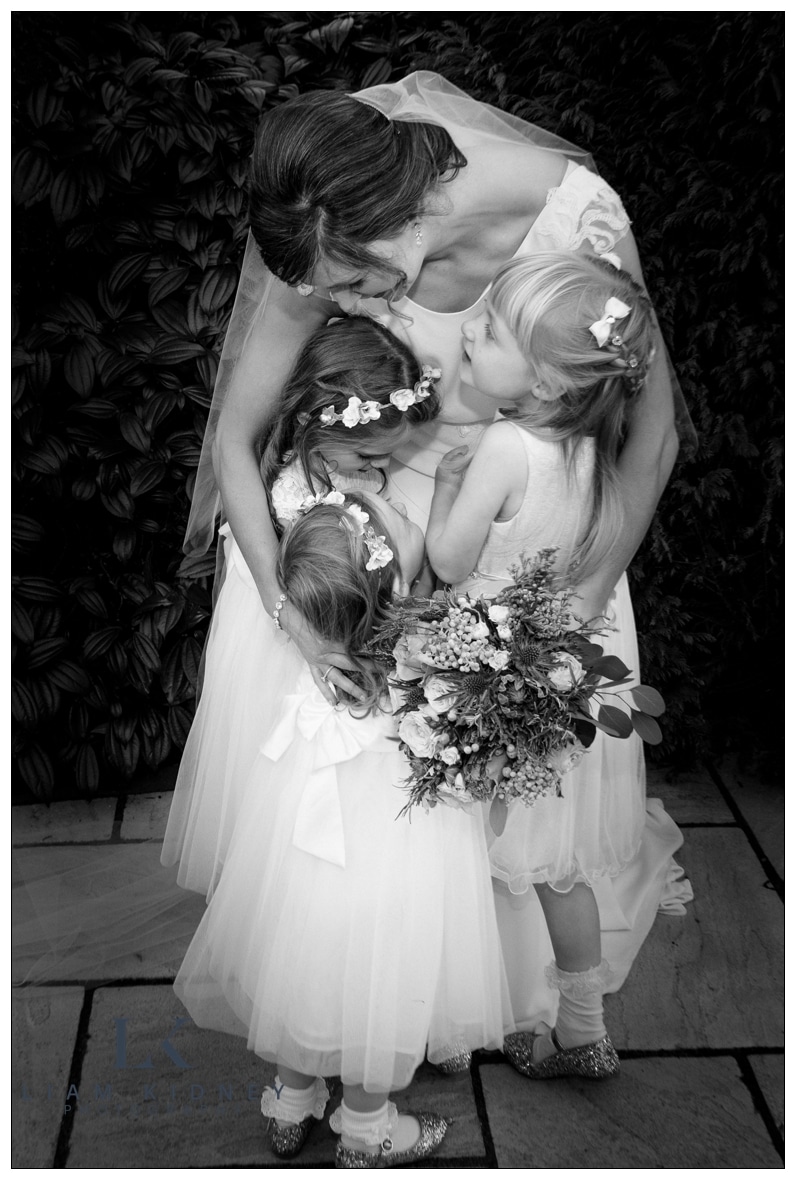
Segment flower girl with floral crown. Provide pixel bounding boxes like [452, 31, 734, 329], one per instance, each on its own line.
[425, 250, 666, 1081]
[174, 491, 510, 1167]
[161, 316, 440, 898]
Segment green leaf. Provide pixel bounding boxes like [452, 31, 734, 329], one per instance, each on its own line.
[630, 710, 663, 745]
[12, 147, 52, 204]
[489, 794, 508, 835]
[589, 655, 632, 680]
[596, 704, 633, 738]
[630, 685, 666, 717]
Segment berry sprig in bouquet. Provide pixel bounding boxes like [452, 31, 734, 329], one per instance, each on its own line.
[366, 550, 665, 832]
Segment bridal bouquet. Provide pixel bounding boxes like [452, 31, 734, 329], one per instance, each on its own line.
[366, 550, 664, 831]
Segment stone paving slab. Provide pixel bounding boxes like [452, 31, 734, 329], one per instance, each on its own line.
[646, 765, 733, 825]
[717, 757, 784, 879]
[12, 797, 116, 845]
[12, 986, 85, 1168]
[605, 828, 783, 1050]
[13, 844, 204, 986]
[119, 791, 173, 842]
[749, 1053, 785, 1142]
[66, 985, 485, 1168]
[480, 1057, 782, 1168]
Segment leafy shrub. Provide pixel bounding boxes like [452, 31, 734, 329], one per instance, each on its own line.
[12, 12, 783, 799]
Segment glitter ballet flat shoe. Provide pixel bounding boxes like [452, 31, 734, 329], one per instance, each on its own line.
[504, 1028, 620, 1080]
[264, 1115, 316, 1160]
[433, 1048, 472, 1074]
[335, 1112, 448, 1168]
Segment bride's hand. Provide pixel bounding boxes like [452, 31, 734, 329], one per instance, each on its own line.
[279, 600, 367, 704]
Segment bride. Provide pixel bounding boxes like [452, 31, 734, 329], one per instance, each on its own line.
[166, 70, 693, 1053]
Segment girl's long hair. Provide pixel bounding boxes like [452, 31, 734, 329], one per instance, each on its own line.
[249, 90, 466, 288]
[276, 493, 399, 711]
[490, 252, 656, 584]
[259, 317, 439, 512]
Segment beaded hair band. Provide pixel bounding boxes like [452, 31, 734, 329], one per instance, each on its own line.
[588, 297, 647, 396]
[319, 365, 441, 428]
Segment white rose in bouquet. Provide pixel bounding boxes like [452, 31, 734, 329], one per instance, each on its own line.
[547, 741, 587, 776]
[398, 712, 440, 758]
[422, 675, 458, 716]
[548, 652, 585, 691]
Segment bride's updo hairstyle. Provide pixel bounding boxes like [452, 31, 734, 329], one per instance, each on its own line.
[259, 317, 439, 506]
[249, 90, 466, 287]
[276, 493, 397, 710]
[490, 251, 656, 583]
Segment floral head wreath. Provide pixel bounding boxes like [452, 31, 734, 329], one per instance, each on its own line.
[296, 490, 393, 571]
[319, 365, 441, 428]
[588, 296, 647, 396]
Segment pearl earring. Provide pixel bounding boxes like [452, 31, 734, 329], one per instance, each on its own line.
[414, 222, 423, 247]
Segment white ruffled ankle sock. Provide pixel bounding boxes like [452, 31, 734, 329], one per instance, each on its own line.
[260, 1076, 329, 1126]
[330, 1099, 420, 1154]
[535, 959, 613, 1060]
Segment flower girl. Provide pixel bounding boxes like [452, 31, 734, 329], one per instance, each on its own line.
[425, 251, 661, 1080]
[161, 317, 439, 897]
[174, 491, 510, 1166]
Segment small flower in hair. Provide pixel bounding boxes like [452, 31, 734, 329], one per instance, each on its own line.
[363, 527, 393, 571]
[589, 298, 632, 347]
[319, 396, 382, 428]
[343, 503, 370, 533]
[388, 364, 441, 411]
[298, 489, 346, 514]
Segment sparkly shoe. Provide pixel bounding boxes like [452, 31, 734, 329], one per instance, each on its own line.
[264, 1115, 316, 1160]
[504, 1026, 620, 1080]
[433, 1048, 472, 1074]
[335, 1112, 447, 1168]
[261, 1076, 329, 1159]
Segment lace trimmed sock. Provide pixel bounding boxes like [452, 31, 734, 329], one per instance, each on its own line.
[329, 1099, 421, 1155]
[260, 1075, 329, 1126]
[534, 959, 613, 1061]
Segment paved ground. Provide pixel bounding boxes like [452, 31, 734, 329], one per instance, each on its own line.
[12, 759, 783, 1169]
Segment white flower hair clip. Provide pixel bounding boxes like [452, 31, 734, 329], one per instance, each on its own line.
[335, 501, 393, 570]
[589, 297, 632, 347]
[389, 364, 442, 411]
[363, 527, 393, 571]
[320, 396, 382, 429]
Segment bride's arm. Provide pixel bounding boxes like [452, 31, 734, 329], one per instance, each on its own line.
[211, 279, 362, 693]
[573, 230, 679, 618]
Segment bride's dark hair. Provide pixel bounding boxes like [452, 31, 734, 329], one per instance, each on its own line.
[249, 90, 466, 287]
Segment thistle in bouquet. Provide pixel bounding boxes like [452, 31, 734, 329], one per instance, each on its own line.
[365, 550, 665, 832]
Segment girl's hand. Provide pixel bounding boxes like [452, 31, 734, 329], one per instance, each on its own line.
[434, 446, 471, 486]
[279, 600, 366, 704]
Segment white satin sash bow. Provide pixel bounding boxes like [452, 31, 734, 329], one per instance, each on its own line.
[260, 689, 395, 868]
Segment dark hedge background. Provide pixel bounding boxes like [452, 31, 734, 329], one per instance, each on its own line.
[11, 11, 783, 801]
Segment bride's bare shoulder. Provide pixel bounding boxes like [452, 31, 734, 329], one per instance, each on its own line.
[454, 141, 569, 214]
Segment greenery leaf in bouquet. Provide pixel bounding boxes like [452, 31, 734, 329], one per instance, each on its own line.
[595, 704, 634, 739]
[630, 685, 666, 717]
[630, 710, 663, 745]
[489, 794, 509, 836]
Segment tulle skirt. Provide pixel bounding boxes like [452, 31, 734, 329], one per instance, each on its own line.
[161, 530, 304, 898]
[174, 675, 511, 1092]
[487, 573, 647, 893]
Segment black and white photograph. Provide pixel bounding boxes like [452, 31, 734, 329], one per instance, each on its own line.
[11, 8, 783, 1169]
